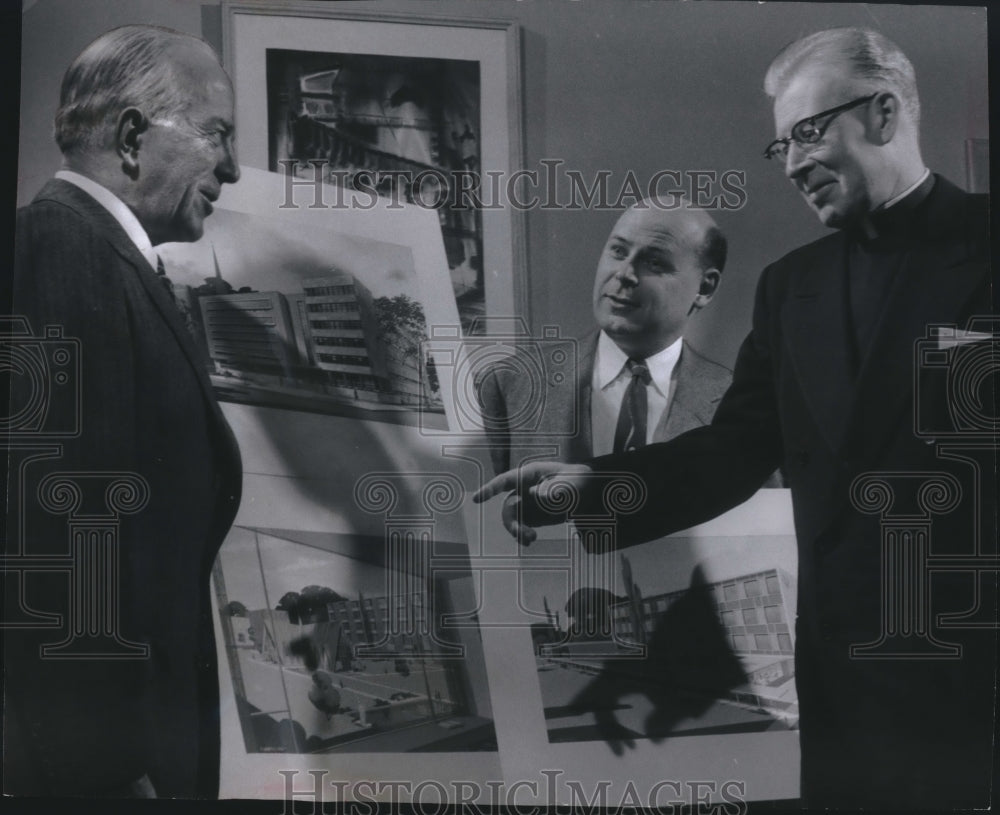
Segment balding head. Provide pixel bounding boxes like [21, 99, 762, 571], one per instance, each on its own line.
[592, 198, 725, 359]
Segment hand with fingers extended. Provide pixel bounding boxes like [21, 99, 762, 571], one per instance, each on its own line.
[473, 461, 594, 545]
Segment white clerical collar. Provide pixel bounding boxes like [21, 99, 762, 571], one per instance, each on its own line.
[595, 331, 684, 397]
[879, 167, 930, 211]
[56, 169, 157, 269]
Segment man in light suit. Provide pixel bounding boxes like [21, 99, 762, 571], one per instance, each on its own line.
[477, 199, 732, 475]
[6, 25, 242, 798]
[477, 28, 995, 809]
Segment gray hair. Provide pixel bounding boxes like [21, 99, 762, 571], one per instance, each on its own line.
[763, 27, 920, 129]
[54, 25, 218, 155]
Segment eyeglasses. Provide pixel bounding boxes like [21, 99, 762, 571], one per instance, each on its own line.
[763, 93, 878, 161]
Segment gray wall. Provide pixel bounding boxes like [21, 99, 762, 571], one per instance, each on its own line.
[19, 0, 988, 367]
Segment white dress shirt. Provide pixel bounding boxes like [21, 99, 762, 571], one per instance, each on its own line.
[591, 331, 683, 456]
[55, 169, 158, 270]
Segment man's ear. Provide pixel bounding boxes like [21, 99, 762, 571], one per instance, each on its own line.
[693, 268, 721, 310]
[869, 91, 900, 145]
[116, 107, 148, 178]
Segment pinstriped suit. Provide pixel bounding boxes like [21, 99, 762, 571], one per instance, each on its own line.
[5, 179, 242, 797]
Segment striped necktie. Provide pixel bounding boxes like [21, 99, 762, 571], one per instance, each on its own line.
[613, 358, 651, 453]
[155, 255, 177, 304]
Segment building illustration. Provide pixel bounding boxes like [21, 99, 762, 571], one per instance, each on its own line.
[200, 290, 299, 380]
[163, 250, 441, 416]
[222, 584, 494, 753]
[535, 559, 800, 743]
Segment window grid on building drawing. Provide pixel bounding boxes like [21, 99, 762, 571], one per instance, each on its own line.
[610, 568, 793, 657]
[304, 284, 356, 297]
[308, 301, 360, 313]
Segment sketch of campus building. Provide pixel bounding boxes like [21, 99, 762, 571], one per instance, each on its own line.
[215, 528, 495, 754]
[531, 555, 799, 744]
[167, 252, 442, 420]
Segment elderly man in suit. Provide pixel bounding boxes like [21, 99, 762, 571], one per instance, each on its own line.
[6, 25, 242, 798]
[477, 198, 732, 475]
[476, 27, 994, 809]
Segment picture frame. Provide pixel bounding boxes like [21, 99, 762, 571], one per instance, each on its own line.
[222, 0, 528, 332]
[965, 138, 989, 193]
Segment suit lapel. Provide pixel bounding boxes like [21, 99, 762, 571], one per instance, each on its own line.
[781, 234, 857, 453]
[658, 341, 722, 441]
[38, 180, 230, 431]
[845, 180, 985, 462]
[565, 333, 596, 460]
[129, 246, 232, 428]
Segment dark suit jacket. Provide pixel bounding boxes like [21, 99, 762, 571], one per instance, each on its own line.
[582, 175, 996, 807]
[5, 179, 242, 798]
[476, 333, 731, 474]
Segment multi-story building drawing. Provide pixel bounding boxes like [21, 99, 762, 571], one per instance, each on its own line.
[301, 273, 434, 406]
[284, 292, 314, 367]
[610, 565, 796, 660]
[301, 272, 385, 396]
[189, 252, 437, 409]
[199, 290, 299, 380]
[325, 592, 432, 656]
[600, 561, 799, 720]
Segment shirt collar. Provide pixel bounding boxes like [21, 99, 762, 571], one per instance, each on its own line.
[879, 167, 931, 211]
[55, 169, 157, 269]
[596, 331, 684, 396]
[856, 169, 934, 242]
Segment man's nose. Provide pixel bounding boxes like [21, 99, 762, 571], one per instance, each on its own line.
[614, 258, 638, 285]
[784, 141, 813, 181]
[217, 139, 240, 184]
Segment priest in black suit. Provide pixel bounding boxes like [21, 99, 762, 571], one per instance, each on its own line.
[476, 27, 995, 809]
[6, 25, 242, 798]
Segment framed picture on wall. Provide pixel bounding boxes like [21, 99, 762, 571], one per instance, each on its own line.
[222, 0, 527, 332]
[965, 138, 989, 193]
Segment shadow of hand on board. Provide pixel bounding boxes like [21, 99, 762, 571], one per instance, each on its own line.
[551, 565, 780, 753]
